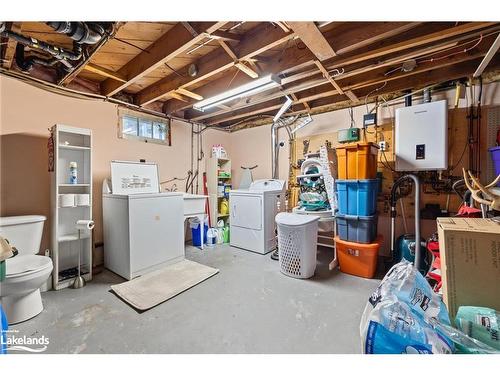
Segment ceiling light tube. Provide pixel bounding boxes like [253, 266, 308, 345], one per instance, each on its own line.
[194, 74, 281, 112]
[273, 96, 293, 123]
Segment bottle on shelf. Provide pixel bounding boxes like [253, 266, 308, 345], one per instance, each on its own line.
[69, 162, 78, 184]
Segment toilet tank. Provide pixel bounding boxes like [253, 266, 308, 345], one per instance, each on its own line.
[0, 215, 46, 255]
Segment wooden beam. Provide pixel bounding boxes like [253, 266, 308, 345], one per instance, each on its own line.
[328, 22, 495, 67]
[136, 24, 294, 105]
[275, 22, 291, 33]
[165, 22, 497, 115]
[210, 30, 242, 42]
[235, 62, 259, 79]
[345, 90, 360, 103]
[217, 40, 259, 78]
[83, 63, 127, 82]
[330, 22, 422, 55]
[169, 92, 189, 102]
[217, 39, 238, 60]
[101, 21, 227, 96]
[186, 30, 496, 122]
[314, 59, 344, 94]
[176, 88, 203, 101]
[288, 22, 336, 60]
[220, 58, 496, 128]
[204, 50, 492, 125]
[297, 56, 500, 118]
[474, 33, 500, 77]
[291, 93, 310, 111]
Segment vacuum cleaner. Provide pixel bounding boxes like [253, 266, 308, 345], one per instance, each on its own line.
[389, 174, 429, 274]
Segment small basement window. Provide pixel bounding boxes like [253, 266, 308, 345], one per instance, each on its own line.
[118, 108, 171, 145]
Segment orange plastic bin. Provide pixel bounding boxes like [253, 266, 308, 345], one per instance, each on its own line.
[335, 235, 383, 278]
[336, 142, 379, 179]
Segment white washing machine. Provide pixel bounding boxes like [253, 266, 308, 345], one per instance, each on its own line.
[229, 179, 286, 254]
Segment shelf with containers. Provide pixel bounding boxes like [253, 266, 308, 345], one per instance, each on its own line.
[50, 124, 93, 290]
[206, 156, 232, 226]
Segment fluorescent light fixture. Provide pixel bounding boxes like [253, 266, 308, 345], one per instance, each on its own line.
[273, 96, 293, 123]
[291, 115, 313, 134]
[194, 74, 281, 112]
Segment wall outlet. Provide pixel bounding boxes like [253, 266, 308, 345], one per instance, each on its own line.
[379, 141, 387, 151]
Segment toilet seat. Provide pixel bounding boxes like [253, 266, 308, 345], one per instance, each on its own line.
[5, 255, 52, 278]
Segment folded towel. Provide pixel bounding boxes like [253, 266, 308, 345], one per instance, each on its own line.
[0, 236, 14, 262]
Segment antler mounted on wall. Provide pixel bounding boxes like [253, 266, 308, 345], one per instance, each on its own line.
[462, 168, 500, 210]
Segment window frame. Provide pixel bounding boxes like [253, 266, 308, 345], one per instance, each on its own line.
[118, 108, 171, 146]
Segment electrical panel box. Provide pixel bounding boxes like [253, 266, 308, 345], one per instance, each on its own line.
[338, 127, 360, 143]
[395, 100, 448, 171]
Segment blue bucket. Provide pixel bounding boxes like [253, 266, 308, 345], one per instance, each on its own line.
[190, 217, 208, 246]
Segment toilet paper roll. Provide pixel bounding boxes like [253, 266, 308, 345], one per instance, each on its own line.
[75, 194, 90, 206]
[59, 194, 75, 207]
[75, 220, 95, 231]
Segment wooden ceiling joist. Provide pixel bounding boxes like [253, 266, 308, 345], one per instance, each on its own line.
[217, 39, 260, 78]
[186, 30, 497, 122]
[314, 59, 344, 94]
[83, 63, 127, 82]
[176, 88, 203, 100]
[204, 46, 493, 126]
[4, 21, 500, 130]
[101, 21, 228, 96]
[345, 90, 360, 103]
[164, 22, 497, 117]
[288, 22, 336, 61]
[210, 30, 242, 42]
[136, 23, 294, 106]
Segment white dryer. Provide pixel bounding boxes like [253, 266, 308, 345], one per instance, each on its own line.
[229, 179, 286, 254]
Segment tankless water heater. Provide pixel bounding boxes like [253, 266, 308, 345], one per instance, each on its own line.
[395, 100, 448, 171]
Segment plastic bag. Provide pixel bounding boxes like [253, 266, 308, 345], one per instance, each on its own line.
[360, 260, 500, 354]
[360, 260, 453, 354]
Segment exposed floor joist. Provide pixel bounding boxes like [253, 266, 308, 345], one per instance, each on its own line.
[164, 22, 493, 116]
[136, 23, 294, 106]
[288, 22, 337, 60]
[102, 22, 228, 96]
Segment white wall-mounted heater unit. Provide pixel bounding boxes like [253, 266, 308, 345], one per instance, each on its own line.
[395, 100, 448, 171]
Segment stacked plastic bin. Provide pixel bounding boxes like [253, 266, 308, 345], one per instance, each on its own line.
[334, 142, 382, 278]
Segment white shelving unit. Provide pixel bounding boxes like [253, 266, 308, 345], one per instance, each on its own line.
[206, 157, 232, 226]
[50, 124, 93, 290]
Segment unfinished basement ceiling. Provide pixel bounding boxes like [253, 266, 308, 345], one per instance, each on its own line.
[1, 21, 500, 128]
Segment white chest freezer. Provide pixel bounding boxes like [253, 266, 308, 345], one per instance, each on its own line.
[102, 161, 184, 280]
[229, 179, 286, 254]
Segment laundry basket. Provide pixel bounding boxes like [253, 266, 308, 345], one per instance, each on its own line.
[276, 213, 320, 279]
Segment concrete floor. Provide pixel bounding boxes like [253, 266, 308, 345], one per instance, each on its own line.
[10, 244, 380, 354]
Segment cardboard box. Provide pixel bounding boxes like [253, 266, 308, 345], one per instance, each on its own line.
[437, 218, 500, 319]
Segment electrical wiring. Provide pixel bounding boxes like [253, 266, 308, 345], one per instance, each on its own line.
[364, 81, 387, 113]
[164, 62, 185, 78]
[417, 33, 485, 64]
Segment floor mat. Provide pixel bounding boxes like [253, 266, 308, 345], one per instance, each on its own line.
[110, 259, 219, 311]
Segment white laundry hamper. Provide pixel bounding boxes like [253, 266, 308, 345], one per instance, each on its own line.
[275, 212, 320, 279]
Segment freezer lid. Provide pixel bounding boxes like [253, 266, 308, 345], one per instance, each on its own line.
[249, 179, 286, 192]
[110, 160, 160, 195]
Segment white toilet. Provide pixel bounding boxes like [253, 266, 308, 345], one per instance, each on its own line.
[0, 215, 53, 324]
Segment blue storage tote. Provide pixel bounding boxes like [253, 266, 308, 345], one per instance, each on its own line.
[336, 213, 378, 244]
[335, 179, 378, 216]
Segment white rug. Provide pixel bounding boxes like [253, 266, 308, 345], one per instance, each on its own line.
[111, 259, 219, 311]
